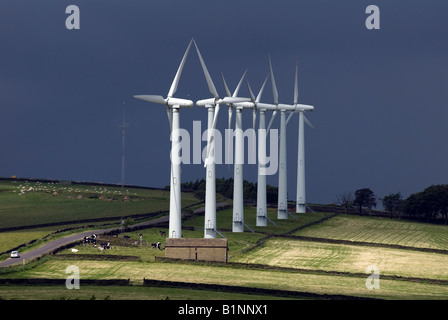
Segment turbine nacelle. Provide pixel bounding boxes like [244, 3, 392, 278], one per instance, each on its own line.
[134, 95, 193, 108]
[196, 96, 250, 108]
[277, 103, 314, 112]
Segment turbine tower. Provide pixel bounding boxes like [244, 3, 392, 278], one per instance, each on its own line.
[194, 41, 250, 238]
[266, 57, 289, 220]
[247, 77, 273, 227]
[221, 74, 258, 232]
[134, 39, 194, 238]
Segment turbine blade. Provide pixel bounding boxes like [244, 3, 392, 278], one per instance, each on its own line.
[204, 104, 220, 168]
[269, 56, 278, 105]
[232, 69, 248, 97]
[294, 57, 299, 105]
[228, 107, 233, 131]
[226, 107, 233, 170]
[247, 81, 256, 102]
[304, 115, 314, 129]
[222, 73, 232, 97]
[167, 39, 193, 98]
[252, 109, 257, 130]
[211, 104, 220, 131]
[194, 40, 219, 99]
[166, 107, 172, 133]
[134, 95, 166, 105]
[286, 111, 295, 126]
[256, 74, 269, 103]
[267, 109, 277, 133]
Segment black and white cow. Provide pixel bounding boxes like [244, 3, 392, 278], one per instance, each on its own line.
[99, 242, 111, 250]
[151, 241, 162, 250]
[83, 234, 97, 245]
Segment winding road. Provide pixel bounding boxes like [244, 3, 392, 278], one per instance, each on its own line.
[0, 216, 170, 268]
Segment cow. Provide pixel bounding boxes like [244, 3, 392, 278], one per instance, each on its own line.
[159, 231, 166, 237]
[99, 242, 111, 250]
[151, 242, 162, 249]
[83, 234, 97, 245]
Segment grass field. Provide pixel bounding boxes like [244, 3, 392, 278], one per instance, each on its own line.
[293, 215, 448, 250]
[2, 257, 448, 300]
[234, 238, 448, 280]
[1, 179, 448, 300]
[0, 179, 199, 229]
[0, 284, 297, 301]
[0, 179, 201, 255]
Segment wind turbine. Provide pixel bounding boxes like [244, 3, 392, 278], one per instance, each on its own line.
[232, 74, 278, 227]
[246, 77, 276, 227]
[134, 39, 194, 238]
[268, 57, 314, 218]
[221, 73, 260, 232]
[193, 40, 250, 238]
[285, 59, 314, 213]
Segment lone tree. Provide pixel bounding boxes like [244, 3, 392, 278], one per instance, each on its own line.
[353, 188, 376, 215]
[382, 192, 404, 219]
[337, 192, 354, 214]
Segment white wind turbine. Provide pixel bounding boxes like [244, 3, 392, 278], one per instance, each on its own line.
[134, 39, 194, 238]
[284, 59, 314, 213]
[231, 73, 278, 227]
[221, 73, 262, 232]
[246, 77, 277, 227]
[193, 41, 250, 238]
[220, 77, 264, 233]
[267, 57, 314, 218]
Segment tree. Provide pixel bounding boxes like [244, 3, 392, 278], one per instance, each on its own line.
[337, 192, 353, 214]
[382, 192, 404, 219]
[353, 188, 376, 215]
[405, 185, 448, 224]
[123, 217, 134, 229]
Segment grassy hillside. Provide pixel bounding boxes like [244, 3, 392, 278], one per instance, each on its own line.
[234, 238, 448, 280]
[0, 179, 200, 229]
[293, 215, 448, 250]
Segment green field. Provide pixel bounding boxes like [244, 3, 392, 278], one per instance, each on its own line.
[0, 179, 200, 255]
[234, 238, 448, 280]
[0, 179, 200, 229]
[293, 215, 448, 250]
[1, 179, 448, 300]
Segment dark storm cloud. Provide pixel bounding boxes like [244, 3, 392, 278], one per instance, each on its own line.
[1, 0, 447, 205]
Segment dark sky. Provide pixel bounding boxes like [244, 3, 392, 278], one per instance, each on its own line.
[1, 0, 447, 206]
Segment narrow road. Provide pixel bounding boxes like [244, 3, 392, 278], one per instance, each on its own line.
[0, 202, 230, 268]
[0, 215, 169, 268]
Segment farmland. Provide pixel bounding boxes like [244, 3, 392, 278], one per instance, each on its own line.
[293, 215, 448, 250]
[1, 179, 448, 300]
[0, 179, 200, 229]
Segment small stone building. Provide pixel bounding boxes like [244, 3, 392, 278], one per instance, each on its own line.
[165, 238, 228, 263]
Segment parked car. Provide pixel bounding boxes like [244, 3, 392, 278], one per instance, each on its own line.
[10, 251, 20, 258]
